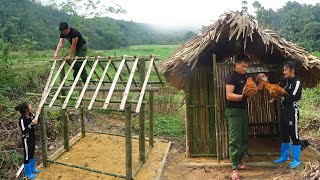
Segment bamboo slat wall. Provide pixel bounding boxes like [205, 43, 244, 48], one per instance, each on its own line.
[186, 63, 280, 159]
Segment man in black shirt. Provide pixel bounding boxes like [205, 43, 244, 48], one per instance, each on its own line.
[54, 22, 88, 83]
[225, 54, 252, 180]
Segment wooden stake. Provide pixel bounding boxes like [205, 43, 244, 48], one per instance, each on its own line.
[103, 56, 126, 109]
[48, 58, 78, 107]
[138, 58, 146, 163]
[75, 57, 100, 108]
[149, 91, 154, 147]
[120, 57, 139, 110]
[88, 58, 112, 110]
[125, 103, 132, 180]
[135, 56, 155, 113]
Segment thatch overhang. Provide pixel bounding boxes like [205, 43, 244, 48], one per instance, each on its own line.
[162, 11, 320, 90]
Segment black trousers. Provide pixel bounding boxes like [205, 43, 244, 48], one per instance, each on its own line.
[280, 106, 300, 145]
[22, 136, 35, 164]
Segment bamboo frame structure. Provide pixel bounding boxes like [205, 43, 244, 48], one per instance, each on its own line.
[27, 54, 162, 179]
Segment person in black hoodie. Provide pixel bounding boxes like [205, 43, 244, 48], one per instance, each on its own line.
[15, 102, 40, 179]
[272, 61, 302, 168]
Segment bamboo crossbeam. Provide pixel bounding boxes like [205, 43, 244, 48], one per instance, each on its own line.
[111, 61, 126, 87]
[103, 56, 126, 109]
[152, 61, 164, 87]
[52, 87, 161, 92]
[66, 79, 164, 84]
[34, 59, 57, 121]
[88, 58, 112, 110]
[135, 57, 155, 113]
[38, 61, 66, 110]
[75, 57, 100, 108]
[47, 160, 127, 179]
[51, 55, 160, 61]
[44, 103, 128, 112]
[48, 58, 78, 107]
[124, 61, 138, 87]
[120, 57, 140, 110]
[27, 93, 146, 105]
[62, 57, 88, 109]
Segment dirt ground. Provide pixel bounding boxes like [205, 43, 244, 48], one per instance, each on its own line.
[36, 133, 169, 180]
[162, 142, 320, 180]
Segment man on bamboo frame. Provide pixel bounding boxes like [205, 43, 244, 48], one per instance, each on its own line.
[225, 54, 251, 180]
[53, 22, 88, 83]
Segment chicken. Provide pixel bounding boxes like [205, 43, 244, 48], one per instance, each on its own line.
[242, 77, 258, 98]
[256, 73, 287, 103]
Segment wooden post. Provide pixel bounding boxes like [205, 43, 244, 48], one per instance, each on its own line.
[139, 58, 146, 163]
[185, 77, 192, 158]
[125, 104, 132, 180]
[149, 91, 154, 147]
[39, 108, 48, 166]
[59, 61, 69, 151]
[212, 54, 220, 163]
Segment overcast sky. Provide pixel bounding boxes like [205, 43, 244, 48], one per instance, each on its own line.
[42, 0, 318, 28]
[106, 0, 318, 28]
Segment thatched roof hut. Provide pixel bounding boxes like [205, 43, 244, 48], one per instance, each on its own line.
[163, 11, 320, 90]
[162, 11, 320, 160]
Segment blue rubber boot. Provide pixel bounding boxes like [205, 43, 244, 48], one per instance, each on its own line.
[290, 145, 301, 168]
[274, 143, 290, 163]
[30, 158, 41, 173]
[24, 162, 36, 179]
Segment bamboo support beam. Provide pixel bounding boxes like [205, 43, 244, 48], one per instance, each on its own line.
[51, 55, 160, 61]
[213, 54, 221, 163]
[80, 97, 85, 137]
[136, 57, 155, 113]
[185, 79, 192, 158]
[103, 56, 126, 109]
[88, 58, 112, 110]
[120, 57, 139, 110]
[98, 61, 112, 83]
[48, 58, 78, 107]
[62, 57, 88, 109]
[155, 141, 172, 180]
[111, 61, 126, 87]
[66, 79, 164, 84]
[125, 104, 132, 180]
[39, 108, 48, 167]
[149, 91, 154, 147]
[75, 57, 100, 108]
[86, 59, 101, 83]
[34, 59, 57, 121]
[47, 160, 127, 179]
[45, 103, 130, 112]
[138, 58, 146, 163]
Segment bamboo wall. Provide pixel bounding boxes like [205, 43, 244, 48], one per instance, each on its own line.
[186, 63, 280, 159]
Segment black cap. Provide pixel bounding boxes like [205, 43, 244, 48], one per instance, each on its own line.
[59, 22, 69, 31]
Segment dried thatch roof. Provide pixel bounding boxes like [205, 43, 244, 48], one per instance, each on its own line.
[163, 11, 320, 90]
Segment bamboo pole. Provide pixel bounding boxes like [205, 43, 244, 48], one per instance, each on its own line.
[155, 141, 172, 180]
[53, 87, 160, 92]
[124, 60, 138, 87]
[62, 57, 88, 109]
[75, 57, 100, 108]
[34, 59, 57, 122]
[86, 59, 101, 82]
[39, 108, 48, 166]
[149, 91, 154, 147]
[27, 93, 145, 104]
[185, 77, 192, 158]
[45, 103, 130, 112]
[135, 57, 155, 113]
[80, 96, 85, 137]
[51, 55, 159, 61]
[66, 79, 163, 84]
[125, 103, 132, 180]
[120, 57, 139, 110]
[152, 60, 164, 87]
[37, 60, 66, 113]
[47, 160, 127, 179]
[111, 61, 126, 87]
[138, 58, 146, 163]
[103, 56, 126, 109]
[88, 58, 112, 110]
[212, 54, 221, 163]
[48, 58, 78, 107]
[98, 61, 112, 82]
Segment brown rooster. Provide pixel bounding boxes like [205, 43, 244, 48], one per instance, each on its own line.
[256, 73, 288, 103]
[242, 77, 258, 98]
